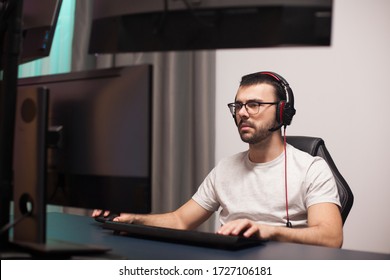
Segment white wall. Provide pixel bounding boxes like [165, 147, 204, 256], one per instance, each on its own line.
[215, 0, 390, 254]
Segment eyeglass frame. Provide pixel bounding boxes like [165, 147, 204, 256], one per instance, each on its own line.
[227, 101, 279, 116]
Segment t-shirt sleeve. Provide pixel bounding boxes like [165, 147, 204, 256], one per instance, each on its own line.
[305, 157, 341, 208]
[192, 168, 220, 212]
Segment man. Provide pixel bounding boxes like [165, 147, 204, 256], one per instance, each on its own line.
[93, 71, 343, 248]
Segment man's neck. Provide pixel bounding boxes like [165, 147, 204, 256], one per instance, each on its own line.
[248, 133, 284, 163]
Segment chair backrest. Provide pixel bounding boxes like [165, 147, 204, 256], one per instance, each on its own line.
[286, 136, 353, 225]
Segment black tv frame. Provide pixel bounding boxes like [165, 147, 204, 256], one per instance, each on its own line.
[89, 0, 333, 53]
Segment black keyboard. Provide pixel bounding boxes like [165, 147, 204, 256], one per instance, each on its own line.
[102, 221, 266, 250]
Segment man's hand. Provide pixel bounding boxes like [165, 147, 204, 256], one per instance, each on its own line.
[92, 209, 137, 223]
[92, 209, 111, 218]
[112, 213, 137, 223]
[217, 219, 257, 238]
[217, 203, 343, 248]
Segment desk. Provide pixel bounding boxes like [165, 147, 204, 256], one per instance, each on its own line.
[44, 212, 389, 260]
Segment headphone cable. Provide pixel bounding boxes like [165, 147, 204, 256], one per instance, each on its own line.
[283, 126, 292, 228]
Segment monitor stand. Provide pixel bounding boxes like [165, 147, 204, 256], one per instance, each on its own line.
[11, 86, 110, 258]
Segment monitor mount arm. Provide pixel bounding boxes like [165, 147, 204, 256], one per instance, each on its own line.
[0, 0, 24, 250]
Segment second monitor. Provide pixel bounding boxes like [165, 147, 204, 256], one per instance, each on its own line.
[17, 64, 153, 215]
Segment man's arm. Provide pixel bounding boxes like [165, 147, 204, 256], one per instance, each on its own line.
[217, 202, 343, 248]
[98, 199, 213, 230]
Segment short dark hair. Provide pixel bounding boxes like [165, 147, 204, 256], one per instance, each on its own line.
[239, 72, 285, 102]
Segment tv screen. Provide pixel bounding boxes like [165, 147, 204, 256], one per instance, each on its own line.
[89, 0, 332, 53]
[16, 65, 153, 214]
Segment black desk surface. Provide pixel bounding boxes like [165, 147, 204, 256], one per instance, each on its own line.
[45, 212, 389, 260]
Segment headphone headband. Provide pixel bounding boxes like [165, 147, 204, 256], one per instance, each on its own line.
[257, 71, 296, 127]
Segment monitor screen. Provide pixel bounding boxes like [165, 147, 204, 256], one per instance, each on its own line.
[0, 0, 61, 69]
[16, 65, 153, 214]
[20, 0, 62, 63]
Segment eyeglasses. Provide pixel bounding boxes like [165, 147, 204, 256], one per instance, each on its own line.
[227, 101, 278, 116]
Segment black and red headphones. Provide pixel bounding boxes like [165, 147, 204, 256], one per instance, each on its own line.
[258, 71, 296, 129]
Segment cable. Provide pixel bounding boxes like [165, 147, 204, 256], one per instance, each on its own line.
[1, 192, 35, 236]
[283, 125, 292, 228]
[0, 212, 30, 236]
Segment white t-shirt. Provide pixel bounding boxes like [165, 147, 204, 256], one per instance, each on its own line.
[192, 144, 341, 228]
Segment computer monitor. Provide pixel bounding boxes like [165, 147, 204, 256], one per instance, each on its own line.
[18, 64, 153, 213]
[19, 0, 62, 64]
[12, 65, 153, 246]
[0, 0, 62, 68]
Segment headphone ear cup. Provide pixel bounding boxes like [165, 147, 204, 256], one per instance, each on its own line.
[276, 100, 286, 125]
[282, 103, 296, 126]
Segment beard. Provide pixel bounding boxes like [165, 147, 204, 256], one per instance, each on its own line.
[238, 119, 277, 144]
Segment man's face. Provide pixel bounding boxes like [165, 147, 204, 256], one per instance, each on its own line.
[234, 83, 279, 144]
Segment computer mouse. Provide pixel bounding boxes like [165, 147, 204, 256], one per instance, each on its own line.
[94, 213, 119, 223]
